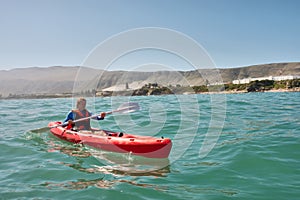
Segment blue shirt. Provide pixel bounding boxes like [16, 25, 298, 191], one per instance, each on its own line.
[63, 110, 103, 123]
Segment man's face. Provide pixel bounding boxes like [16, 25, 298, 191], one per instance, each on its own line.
[78, 100, 86, 110]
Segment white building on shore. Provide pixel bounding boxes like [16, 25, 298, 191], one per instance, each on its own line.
[232, 75, 300, 84]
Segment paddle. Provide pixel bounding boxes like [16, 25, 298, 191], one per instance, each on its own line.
[30, 102, 139, 133]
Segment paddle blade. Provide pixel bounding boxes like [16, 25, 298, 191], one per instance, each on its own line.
[29, 126, 50, 133]
[109, 102, 140, 114]
[120, 102, 140, 113]
[30, 123, 63, 133]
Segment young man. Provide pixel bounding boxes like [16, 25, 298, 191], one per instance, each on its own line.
[63, 97, 106, 130]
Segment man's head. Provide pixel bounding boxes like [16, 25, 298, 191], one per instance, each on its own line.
[76, 97, 87, 110]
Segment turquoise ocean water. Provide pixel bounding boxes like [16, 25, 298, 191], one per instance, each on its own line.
[0, 92, 299, 199]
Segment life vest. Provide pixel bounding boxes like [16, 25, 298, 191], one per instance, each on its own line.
[72, 109, 91, 130]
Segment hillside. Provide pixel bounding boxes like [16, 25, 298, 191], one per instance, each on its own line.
[0, 62, 300, 97]
[219, 62, 300, 82]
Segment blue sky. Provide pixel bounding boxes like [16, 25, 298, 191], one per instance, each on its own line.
[0, 0, 299, 71]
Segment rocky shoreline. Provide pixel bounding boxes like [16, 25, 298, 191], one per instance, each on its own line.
[200, 87, 300, 95]
[1, 86, 299, 100]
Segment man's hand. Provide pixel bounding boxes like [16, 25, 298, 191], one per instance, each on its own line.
[100, 112, 106, 119]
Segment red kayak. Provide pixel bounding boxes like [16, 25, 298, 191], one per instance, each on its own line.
[48, 122, 172, 158]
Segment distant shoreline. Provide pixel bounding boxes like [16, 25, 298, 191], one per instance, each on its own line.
[200, 87, 300, 95]
[1, 87, 299, 100]
[1, 62, 300, 98]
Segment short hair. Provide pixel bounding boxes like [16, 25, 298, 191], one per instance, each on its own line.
[76, 97, 86, 108]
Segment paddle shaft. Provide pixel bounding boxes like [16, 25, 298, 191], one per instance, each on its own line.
[30, 102, 139, 133]
[51, 104, 138, 128]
